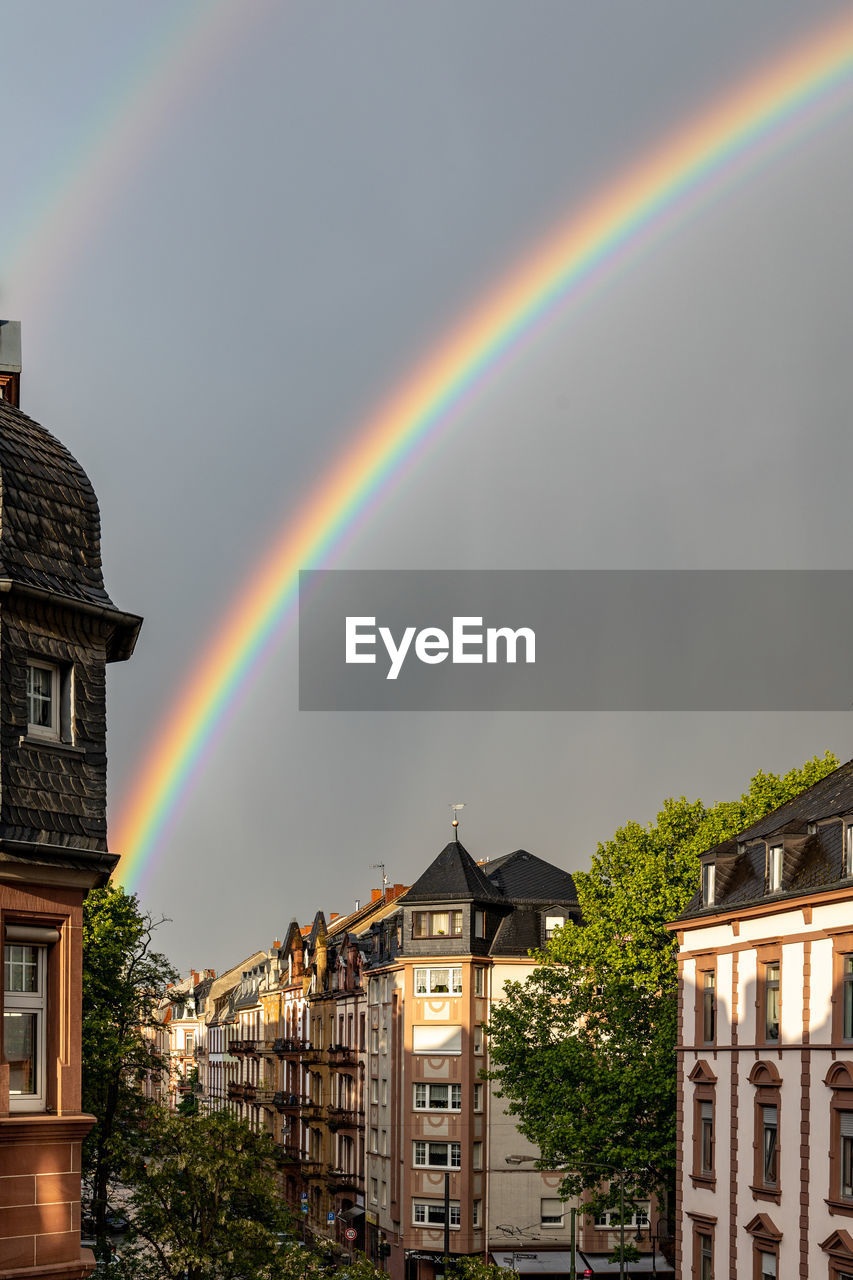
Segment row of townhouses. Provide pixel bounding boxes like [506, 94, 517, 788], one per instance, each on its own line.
[151, 840, 669, 1278]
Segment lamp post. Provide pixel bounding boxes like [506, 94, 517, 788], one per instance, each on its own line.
[505, 1155, 629, 1280]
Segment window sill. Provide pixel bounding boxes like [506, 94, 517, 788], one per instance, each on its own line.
[826, 1197, 853, 1217]
[690, 1173, 716, 1190]
[19, 734, 85, 756]
[750, 1184, 781, 1204]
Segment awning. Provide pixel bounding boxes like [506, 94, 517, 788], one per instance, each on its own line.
[338, 1206, 365, 1222]
[490, 1251, 593, 1276]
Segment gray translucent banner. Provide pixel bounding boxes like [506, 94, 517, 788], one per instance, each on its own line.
[298, 570, 853, 711]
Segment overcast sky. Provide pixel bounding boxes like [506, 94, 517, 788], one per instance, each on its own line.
[3, 0, 853, 974]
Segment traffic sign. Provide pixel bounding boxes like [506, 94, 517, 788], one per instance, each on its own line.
[327, 1211, 336, 1224]
[300, 1192, 308, 1202]
[301, 1203, 309, 1213]
[345, 1228, 357, 1241]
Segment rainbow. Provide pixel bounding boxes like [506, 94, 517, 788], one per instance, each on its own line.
[4, 1, 266, 316]
[115, 11, 853, 891]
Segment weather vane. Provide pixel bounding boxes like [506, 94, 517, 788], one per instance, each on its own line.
[449, 803, 465, 841]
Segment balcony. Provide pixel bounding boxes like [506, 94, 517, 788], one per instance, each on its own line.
[302, 1046, 327, 1064]
[255, 1088, 278, 1106]
[273, 1037, 308, 1057]
[326, 1105, 361, 1131]
[227, 1083, 245, 1101]
[327, 1045, 357, 1068]
[300, 1160, 325, 1179]
[276, 1093, 305, 1113]
[302, 1101, 324, 1121]
[243, 1083, 257, 1103]
[194, 1045, 208, 1058]
[326, 1169, 359, 1192]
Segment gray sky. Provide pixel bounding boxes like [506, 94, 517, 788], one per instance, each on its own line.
[3, 0, 853, 973]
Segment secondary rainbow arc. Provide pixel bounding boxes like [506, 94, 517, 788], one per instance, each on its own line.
[113, 12, 853, 892]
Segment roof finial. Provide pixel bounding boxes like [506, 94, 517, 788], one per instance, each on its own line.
[450, 803, 465, 842]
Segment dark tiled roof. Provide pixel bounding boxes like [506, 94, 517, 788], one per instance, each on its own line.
[489, 907, 543, 956]
[680, 760, 853, 920]
[405, 841, 505, 903]
[0, 400, 140, 656]
[486, 849, 578, 905]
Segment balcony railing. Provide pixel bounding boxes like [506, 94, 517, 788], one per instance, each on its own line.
[273, 1037, 308, 1057]
[275, 1093, 306, 1113]
[327, 1045, 357, 1068]
[255, 1088, 278, 1106]
[227, 1083, 245, 1101]
[326, 1105, 360, 1130]
[301, 1046, 327, 1064]
[302, 1101, 324, 1120]
[326, 1169, 359, 1192]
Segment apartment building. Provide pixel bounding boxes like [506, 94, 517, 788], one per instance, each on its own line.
[362, 840, 585, 1279]
[0, 326, 141, 1278]
[674, 758, 853, 1280]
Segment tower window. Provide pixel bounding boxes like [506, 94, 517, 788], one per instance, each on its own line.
[26, 660, 72, 742]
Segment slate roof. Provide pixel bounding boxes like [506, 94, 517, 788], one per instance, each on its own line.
[0, 399, 140, 658]
[404, 840, 505, 903]
[485, 849, 578, 905]
[680, 758, 853, 920]
[489, 906, 544, 956]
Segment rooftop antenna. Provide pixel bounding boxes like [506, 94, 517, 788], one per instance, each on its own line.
[450, 803, 465, 842]
[369, 863, 387, 895]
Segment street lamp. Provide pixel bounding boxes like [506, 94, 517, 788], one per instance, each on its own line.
[504, 1155, 630, 1280]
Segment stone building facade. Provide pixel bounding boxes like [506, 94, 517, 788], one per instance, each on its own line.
[673, 758, 853, 1280]
[0, 337, 141, 1279]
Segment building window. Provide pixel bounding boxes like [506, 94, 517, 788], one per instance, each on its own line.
[541, 1198, 564, 1226]
[700, 1101, 714, 1175]
[412, 911, 463, 939]
[473, 1199, 482, 1228]
[474, 1024, 484, 1054]
[699, 1232, 713, 1280]
[842, 1114, 853, 1200]
[701, 862, 715, 907]
[767, 845, 783, 893]
[185, 1032, 194, 1054]
[545, 915, 565, 940]
[4, 944, 46, 1110]
[474, 910, 486, 938]
[370, 1178, 378, 1203]
[473, 1082, 484, 1112]
[696, 965, 716, 1045]
[370, 1129, 378, 1153]
[757, 1250, 776, 1279]
[473, 1141, 483, 1170]
[370, 1028, 379, 1053]
[844, 959, 853, 1042]
[381, 1079, 388, 1105]
[371, 1077, 379, 1104]
[474, 966, 485, 996]
[26, 660, 71, 742]
[414, 1082, 461, 1111]
[413, 1140, 461, 1168]
[381, 1181, 387, 1208]
[764, 962, 780, 1042]
[414, 967, 462, 996]
[847, 822, 853, 877]
[413, 1200, 461, 1228]
[762, 1106, 778, 1186]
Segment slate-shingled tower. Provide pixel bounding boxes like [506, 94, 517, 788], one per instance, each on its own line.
[0, 329, 141, 1280]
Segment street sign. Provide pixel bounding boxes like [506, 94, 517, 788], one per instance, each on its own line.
[301, 1203, 309, 1213]
[327, 1212, 336, 1224]
[345, 1228, 357, 1241]
[300, 1192, 308, 1202]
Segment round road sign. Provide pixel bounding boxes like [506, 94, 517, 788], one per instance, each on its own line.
[344, 1228, 357, 1242]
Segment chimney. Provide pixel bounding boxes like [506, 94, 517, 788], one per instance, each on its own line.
[273, 940, 282, 950]
[387, 883, 408, 902]
[371, 888, 382, 903]
[329, 913, 340, 923]
[0, 321, 21, 408]
[354, 900, 360, 911]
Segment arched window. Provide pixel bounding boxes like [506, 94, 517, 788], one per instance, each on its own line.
[826, 1062, 853, 1214]
[688, 1060, 717, 1187]
[748, 1062, 782, 1202]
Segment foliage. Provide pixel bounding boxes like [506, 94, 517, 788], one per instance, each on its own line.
[176, 1066, 200, 1116]
[82, 882, 177, 1241]
[102, 1105, 295, 1280]
[487, 752, 839, 1214]
[446, 1258, 513, 1278]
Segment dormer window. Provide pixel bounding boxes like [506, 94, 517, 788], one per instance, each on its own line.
[767, 845, 783, 893]
[26, 659, 73, 743]
[701, 862, 715, 907]
[846, 823, 853, 877]
[412, 911, 462, 939]
[545, 915, 565, 940]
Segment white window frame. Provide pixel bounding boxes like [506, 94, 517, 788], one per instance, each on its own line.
[412, 1199, 461, 1229]
[473, 1199, 482, 1228]
[473, 1081, 484, 1112]
[845, 822, 853, 878]
[541, 1197, 564, 1227]
[474, 966, 485, 996]
[545, 915, 565, 940]
[767, 845, 783, 893]
[4, 943, 47, 1111]
[413, 1140, 461, 1169]
[26, 660, 62, 741]
[701, 861, 715, 907]
[414, 1082, 462, 1112]
[414, 967, 462, 997]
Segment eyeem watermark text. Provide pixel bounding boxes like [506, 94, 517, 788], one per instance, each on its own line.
[345, 616, 536, 680]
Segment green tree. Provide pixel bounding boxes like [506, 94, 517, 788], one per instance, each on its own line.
[111, 1105, 295, 1280]
[487, 752, 839, 1219]
[82, 883, 177, 1243]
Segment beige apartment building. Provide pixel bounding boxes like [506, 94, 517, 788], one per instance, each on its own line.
[674, 758, 853, 1280]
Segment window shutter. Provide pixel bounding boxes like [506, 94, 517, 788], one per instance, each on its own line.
[840, 1112, 853, 1137]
